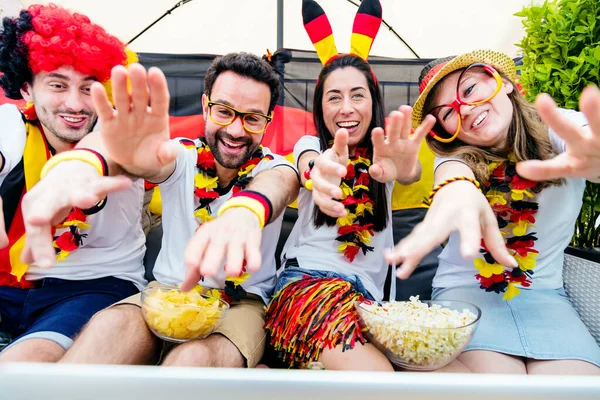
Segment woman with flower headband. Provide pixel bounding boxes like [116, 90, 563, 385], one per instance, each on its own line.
[263, 0, 445, 370]
[387, 49, 600, 374]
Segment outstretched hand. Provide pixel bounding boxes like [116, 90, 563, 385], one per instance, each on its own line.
[20, 162, 131, 268]
[180, 207, 262, 292]
[310, 128, 350, 218]
[386, 169, 517, 280]
[517, 85, 600, 181]
[91, 63, 178, 180]
[369, 105, 435, 184]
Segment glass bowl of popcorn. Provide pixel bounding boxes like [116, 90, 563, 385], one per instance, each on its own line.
[355, 297, 481, 371]
[141, 285, 229, 343]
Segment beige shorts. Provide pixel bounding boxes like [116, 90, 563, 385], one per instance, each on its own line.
[116, 282, 267, 367]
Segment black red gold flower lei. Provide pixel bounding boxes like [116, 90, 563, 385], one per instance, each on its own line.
[335, 148, 375, 262]
[475, 155, 539, 300]
[53, 208, 90, 261]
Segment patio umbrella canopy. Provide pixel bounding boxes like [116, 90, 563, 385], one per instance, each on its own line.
[11, 0, 543, 58]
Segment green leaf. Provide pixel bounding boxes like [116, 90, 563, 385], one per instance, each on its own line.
[595, 46, 600, 61]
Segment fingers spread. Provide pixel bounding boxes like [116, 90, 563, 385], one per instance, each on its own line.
[456, 209, 483, 259]
[414, 114, 436, 142]
[244, 232, 262, 272]
[536, 93, 583, 146]
[481, 210, 517, 268]
[21, 224, 55, 269]
[371, 127, 386, 150]
[129, 63, 150, 114]
[516, 153, 576, 181]
[111, 65, 132, 115]
[580, 85, 600, 141]
[91, 82, 115, 122]
[148, 67, 171, 117]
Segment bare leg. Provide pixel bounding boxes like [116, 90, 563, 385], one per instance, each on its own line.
[457, 350, 527, 374]
[433, 358, 472, 373]
[0, 339, 65, 363]
[318, 342, 394, 371]
[161, 333, 244, 368]
[60, 304, 160, 365]
[526, 359, 600, 375]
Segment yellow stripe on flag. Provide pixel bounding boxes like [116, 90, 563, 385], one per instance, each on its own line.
[314, 35, 338, 65]
[350, 33, 374, 61]
[10, 235, 27, 281]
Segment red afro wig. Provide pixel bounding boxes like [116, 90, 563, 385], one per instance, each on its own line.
[22, 3, 127, 82]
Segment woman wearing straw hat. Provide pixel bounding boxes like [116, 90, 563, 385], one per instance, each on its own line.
[387, 49, 600, 374]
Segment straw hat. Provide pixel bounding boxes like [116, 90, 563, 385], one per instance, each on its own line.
[412, 49, 517, 130]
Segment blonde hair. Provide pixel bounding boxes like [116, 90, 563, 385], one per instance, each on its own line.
[424, 73, 562, 190]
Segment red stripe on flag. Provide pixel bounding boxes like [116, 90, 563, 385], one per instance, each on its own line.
[352, 13, 382, 38]
[305, 14, 334, 45]
[0, 188, 34, 288]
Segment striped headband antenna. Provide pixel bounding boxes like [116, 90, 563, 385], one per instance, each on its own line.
[302, 0, 383, 65]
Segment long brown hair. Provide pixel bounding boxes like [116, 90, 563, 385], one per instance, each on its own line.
[424, 72, 563, 189]
[312, 54, 388, 231]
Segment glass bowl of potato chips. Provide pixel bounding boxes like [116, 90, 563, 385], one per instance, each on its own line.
[141, 285, 229, 343]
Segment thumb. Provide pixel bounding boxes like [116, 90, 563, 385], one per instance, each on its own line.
[368, 163, 385, 181]
[157, 141, 179, 166]
[333, 128, 349, 163]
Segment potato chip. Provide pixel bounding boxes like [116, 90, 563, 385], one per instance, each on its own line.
[141, 286, 228, 342]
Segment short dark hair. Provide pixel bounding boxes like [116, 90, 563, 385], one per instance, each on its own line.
[204, 52, 280, 113]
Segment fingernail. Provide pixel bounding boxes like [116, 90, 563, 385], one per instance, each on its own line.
[509, 255, 518, 268]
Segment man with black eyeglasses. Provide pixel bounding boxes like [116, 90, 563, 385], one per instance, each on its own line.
[21, 52, 299, 368]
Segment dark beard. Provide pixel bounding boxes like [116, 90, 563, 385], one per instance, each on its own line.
[205, 129, 259, 169]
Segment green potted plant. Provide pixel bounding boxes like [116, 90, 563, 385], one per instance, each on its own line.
[517, 0, 600, 253]
[516, 0, 600, 344]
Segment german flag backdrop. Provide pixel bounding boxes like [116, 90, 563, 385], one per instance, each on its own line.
[0, 49, 434, 210]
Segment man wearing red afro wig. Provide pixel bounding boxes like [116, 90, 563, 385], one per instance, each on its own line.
[0, 4, 146, 362]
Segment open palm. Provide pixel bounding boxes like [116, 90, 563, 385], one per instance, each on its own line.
[370, 105, 435, 183]
[91, 63, 177, 178]
[517, 86, 600, 182]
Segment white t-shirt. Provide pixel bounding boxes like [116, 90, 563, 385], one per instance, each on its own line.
[281, 135, 395, 301]
[0, 104, 147, 289]
[153, 138, 294, 303]
[432, 109, 587, 290]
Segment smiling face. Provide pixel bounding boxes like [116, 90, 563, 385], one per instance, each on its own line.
[202, 71, 271, 170]
[430, 68, 515, 148]
[321, 66, 373, 152]
[20, 65, 97, 149]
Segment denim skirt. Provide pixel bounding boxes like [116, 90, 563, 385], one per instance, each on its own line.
[432, 285, 600, 367]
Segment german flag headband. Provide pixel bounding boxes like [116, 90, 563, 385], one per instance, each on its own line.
[303, 0, 382, 67]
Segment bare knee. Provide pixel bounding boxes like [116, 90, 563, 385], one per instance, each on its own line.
[81, 305, 148, 341]
[319, 343, 394, 371]
[458, 351, 527, 374]
[527, 359, 600, 375]
[162, 334, 244, 368]
[61, 304, 159, 364]
[0, 339, 65, 363]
